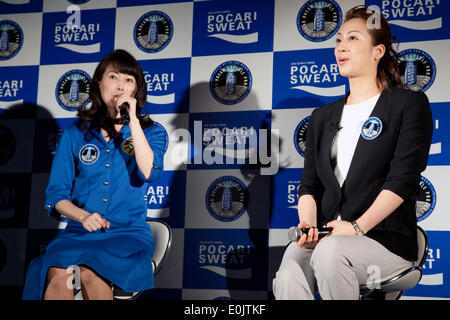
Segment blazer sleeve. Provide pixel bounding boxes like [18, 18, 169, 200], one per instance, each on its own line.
[136, 124, 167, 183]
[298, 108, 324, 198]
[44, 127, 75, 216]
[381, 91, 433, 201]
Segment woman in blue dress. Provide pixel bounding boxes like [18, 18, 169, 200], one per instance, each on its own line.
[22, 49, 167, 300]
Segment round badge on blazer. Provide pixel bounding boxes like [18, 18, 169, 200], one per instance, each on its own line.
[361, 117, 382, 140]
[79, 144, 99, 164]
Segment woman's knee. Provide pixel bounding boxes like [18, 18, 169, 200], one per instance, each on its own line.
[79, 266, 99, 285]
[311, 236, 351, 275]
[274, 259, 302, 286]
[46, 267, 71, 289]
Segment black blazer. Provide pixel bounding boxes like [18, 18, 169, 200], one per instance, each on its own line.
[298, 87, 433, 261]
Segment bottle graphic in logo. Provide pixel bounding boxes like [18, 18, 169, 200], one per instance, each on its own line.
[147, 15, 160, 44]
[134, 11, 173, 53]
[69, 75, 80, 102]
[225, 68, 237, 95]
[404, 53, 419, 85]
[221, 181, 233, 211]
[85, 147, 92, 161]
[313, 2, 325, 31]
[367, 121, 375, 135]
[0, 26, 10, 51]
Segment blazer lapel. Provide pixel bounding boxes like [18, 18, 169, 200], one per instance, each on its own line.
[321, 96, 346, 194]
[344, 89, 389, 189]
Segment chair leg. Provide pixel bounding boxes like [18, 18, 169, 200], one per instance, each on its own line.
[361, 290, 386, 300]
[385, 291, 403, 300]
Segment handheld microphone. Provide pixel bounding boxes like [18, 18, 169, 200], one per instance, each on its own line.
[288, 226, 333, 242]
[119, 102, 130, 125]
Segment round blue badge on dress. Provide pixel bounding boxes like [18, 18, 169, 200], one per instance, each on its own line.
[361, 117, 382, 140]
[79, 144, 100, 164]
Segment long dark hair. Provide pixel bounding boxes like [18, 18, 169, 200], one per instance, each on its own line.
[77, 49, 153, 136]
[344, 5, 405, 89]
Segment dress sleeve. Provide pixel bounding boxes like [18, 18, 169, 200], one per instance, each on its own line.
[44, 127, 75, 216]
[298, 108, 324, 198]
[381, 91, 433, 201]
[136, 124, 167, 183]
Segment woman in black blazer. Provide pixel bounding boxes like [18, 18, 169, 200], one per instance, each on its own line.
[273, 6, 433, 300]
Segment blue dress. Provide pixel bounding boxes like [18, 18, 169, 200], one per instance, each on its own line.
[22, 122, 166, 300]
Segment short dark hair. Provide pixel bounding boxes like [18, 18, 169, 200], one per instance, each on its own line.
[77, 49, 152, 134]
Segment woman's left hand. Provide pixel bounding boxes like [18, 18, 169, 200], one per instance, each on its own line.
[115, 93, 138, 123]
[326, 220, 357, 236]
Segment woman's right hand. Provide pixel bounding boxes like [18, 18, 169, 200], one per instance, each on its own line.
[296, 221, 319, 249]
[79, 213, 110, 232]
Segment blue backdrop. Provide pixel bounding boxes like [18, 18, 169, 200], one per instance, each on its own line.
[0, 0, 449, 300]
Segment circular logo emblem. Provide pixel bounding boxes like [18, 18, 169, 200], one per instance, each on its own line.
[416, 176, 436, 222]
[361, 117, 382, 140]
[297, 0, 342, 42]
[152, 121, 169, 153]
[79, 144, 99, 165]
[398, 49, 436, 92]
[205, 176, 249, 222]
[0, 20, 24, 61]
[55, 69, 91, 112]
[134, 11, 173, 53]
[122, 137, 135, 155]
[210, 61, 252, 105]
[0, 125, 15, 166]
[294, 116, 310, 157]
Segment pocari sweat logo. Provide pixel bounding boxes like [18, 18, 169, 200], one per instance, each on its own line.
[134, 11, 173, 53]
[297, 0, 342, 42]
[273, 49, 346, 109]
[140, 58, 191, 114]
[270, 169, 303, 229]
[41, 9, 115, 64]
[398, 48, 436, 92]
[428, 103, 450, 166]
[145, 179, 170, 219]
[188, 111, 272, 170]
[366, 0, 449, 42]
[407, 231, 449, 299]
[55, 69, 91, 112]
[0, 66, 38, 111]
[192, 0, 274, 55]
[416, 175, 436, 222]
[183, 229, 268, 290]
[0, 20, 23, 60]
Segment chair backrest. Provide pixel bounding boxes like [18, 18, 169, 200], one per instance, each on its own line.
[147, 220, 172, 276]
[415, 225, 429, 268]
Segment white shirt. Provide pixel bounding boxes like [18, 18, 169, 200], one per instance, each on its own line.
[332, 93, 381, 187]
